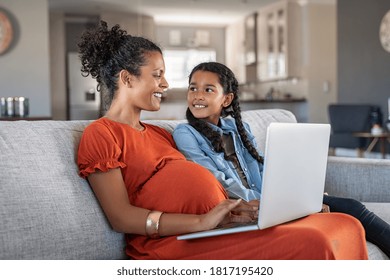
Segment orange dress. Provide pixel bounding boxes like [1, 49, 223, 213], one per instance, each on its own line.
[77, 118, 368, 260]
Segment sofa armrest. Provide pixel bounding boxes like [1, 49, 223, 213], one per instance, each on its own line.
[325, 156, 390, 202]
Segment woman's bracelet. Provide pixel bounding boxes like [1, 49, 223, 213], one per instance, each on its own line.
[145, 210, 163, 239]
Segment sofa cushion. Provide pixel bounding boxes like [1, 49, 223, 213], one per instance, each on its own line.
[325, 157, 390, 202]
[0, 120, 126, 259]
[240, 109, 297, 152]
[362, 203, 390, 260]
[366, 242, 388, 260]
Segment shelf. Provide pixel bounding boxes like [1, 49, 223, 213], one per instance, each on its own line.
[0, 116, 52, 121]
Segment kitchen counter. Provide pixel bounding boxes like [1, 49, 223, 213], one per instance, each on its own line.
[240, 98, 306, 103]
[0, 116, 52, 121]
[239, 98, 308, 122]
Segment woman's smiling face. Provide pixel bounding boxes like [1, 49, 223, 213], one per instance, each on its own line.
[187, 70, 233, 125]
[129, 51, 169, 112]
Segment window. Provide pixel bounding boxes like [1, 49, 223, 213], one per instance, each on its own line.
[163, 49, 216, 88]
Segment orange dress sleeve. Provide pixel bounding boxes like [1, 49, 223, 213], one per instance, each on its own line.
[77, 120, 127, 178]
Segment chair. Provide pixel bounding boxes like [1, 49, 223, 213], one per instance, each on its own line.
[328, 104, 380, 156]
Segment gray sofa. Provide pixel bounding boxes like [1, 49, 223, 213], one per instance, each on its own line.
[0, 109, 389, 260]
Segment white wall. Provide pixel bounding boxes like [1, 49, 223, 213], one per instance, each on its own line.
[225, 18, 246, 84]
[0, 0, 51, 117]
[305, 2, 337, 123]
[101, 12, 156, 40]
[337, 0, 390, 120]
[49, 12, 67, 120]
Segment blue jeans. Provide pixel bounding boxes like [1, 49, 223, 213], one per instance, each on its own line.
[323, 195, 390, 258]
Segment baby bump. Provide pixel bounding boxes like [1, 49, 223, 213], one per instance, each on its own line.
[131, 160, 227, 214]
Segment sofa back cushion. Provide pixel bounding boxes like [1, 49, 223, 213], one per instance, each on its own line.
[0, 120, 127, 259]
[240, 109, 297, 152]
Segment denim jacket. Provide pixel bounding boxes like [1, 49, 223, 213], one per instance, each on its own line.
[173, 118, 263, 201]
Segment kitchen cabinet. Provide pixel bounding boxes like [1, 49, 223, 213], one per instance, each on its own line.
[244, 13, 257, 66]
[244, 12, 258, 83]
[225, 18, 246, 84]
[257, 0, 302, 81]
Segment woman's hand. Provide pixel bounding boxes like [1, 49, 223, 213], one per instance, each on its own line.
[199, 199, 259, 230]
[231, 199, 259, 221]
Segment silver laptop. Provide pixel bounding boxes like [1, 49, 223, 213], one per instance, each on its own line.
[177, 122, 331, 240]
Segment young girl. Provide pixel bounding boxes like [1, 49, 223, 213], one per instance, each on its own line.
[173, 62, 390, 258]
[77, 22, 367, 259]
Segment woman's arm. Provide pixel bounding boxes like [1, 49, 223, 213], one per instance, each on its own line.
[88, 168, 255, 236]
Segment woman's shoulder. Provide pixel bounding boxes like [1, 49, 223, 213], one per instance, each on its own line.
[81, 118, 128, 146]
[83, 118, 109, 133]
[82, 118, 117, 135]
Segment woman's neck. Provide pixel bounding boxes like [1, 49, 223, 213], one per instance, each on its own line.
[104, 100, 143, 130]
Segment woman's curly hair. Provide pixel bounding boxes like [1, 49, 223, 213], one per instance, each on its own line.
[186, 62, 263, 164]
[78, 20, 162, 104]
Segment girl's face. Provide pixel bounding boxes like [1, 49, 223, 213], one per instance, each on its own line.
[129, 51, 169, 112]
[187, 70, 233, 125]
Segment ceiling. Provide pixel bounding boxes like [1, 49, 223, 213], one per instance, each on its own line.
[48, 0, 281, 26]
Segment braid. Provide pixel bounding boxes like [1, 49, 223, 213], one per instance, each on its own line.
[230, 96, 264, 164]
[186, 108, 237, 163]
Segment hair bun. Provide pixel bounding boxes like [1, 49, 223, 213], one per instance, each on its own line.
[78, 21, 127, 82]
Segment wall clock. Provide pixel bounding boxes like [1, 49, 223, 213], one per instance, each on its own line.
[379, 10, 390, 53]
[0, 10, 13, 55]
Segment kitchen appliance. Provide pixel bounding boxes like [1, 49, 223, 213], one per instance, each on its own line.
[0, 97, 29, 117]
[0, 97, 6, 116]
[67, 52, 100, 120]
[14, 97, 29, 117]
